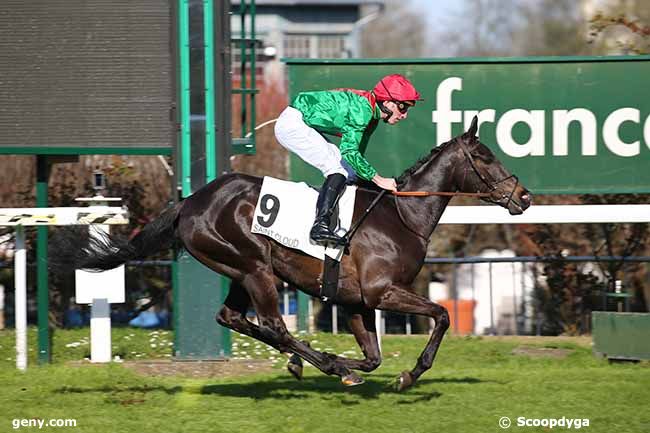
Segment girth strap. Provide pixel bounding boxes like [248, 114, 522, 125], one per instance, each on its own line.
[319, 189, 387, 303]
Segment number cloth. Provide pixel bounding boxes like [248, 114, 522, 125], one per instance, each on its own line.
[251, 176, 357, 261]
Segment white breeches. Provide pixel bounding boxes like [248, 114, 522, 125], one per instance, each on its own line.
[274, 106, 348, 178]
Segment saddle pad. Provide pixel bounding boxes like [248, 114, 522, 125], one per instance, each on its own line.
[251, 176, 356, 261]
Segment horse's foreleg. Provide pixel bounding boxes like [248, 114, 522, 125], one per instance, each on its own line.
[375, 286, 450, 391]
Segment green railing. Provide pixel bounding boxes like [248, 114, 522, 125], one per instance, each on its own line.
[232, 0, 258, 155]
[173, 0, 259, 360]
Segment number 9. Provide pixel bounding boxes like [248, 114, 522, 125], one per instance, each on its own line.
[257, 194, 280, 228]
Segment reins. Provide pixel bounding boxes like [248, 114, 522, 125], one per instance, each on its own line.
[392, 191, 490, 197]
[391, 190, 491, 240]
[338, 189, 387, 252]
[339, 189, 489, 251]
[338, 136, 521, 250]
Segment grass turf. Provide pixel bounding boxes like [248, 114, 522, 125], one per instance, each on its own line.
[1, 328, 649, 433]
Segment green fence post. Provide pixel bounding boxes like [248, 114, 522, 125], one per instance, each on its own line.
[297, 292, 310, 332]
[36, 156, 50, 364]
[174, 0, 231, 359]
[205, 0, 231, 355]
[178, 0, 191, 197]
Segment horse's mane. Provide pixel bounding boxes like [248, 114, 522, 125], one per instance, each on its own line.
[344, 138, 456, 192]
[396, 138, 455, 186]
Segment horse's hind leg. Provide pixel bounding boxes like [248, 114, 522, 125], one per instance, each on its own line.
[218, 283, 304, 381]
[375, 286, 450, 391]
[217, 282, 361, 384]
[241, 269, 363, 384]
[216, 283, 261, 341]
[217, 282, 290, 352]
[186, 239, 361, 383]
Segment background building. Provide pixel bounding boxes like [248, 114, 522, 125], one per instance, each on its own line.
[231, 0, 384, 87]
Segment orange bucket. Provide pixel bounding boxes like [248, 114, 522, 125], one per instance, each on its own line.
[438, 300, 476, 335]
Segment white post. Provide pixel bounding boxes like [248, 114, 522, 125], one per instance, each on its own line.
[14, 225, 27, 371]
[375, 310, 382, 353]
[0, 204, 128, 370]
[283, 284, 289, 316]
[0, 284, 5, 329]
[332, 304, 338, 334]
[88, 223, 114, 363]
[90, 298, 111, 362]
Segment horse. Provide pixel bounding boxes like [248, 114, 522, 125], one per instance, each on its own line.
[51, 116, 531, 391]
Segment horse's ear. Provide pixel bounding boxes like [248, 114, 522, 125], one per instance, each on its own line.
[466, 115, 478, 138]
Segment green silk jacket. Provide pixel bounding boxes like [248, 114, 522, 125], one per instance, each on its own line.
[291, 89, 381, 181]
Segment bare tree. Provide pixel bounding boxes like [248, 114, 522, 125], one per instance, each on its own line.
[587, 0, 650, 54]
[434, 0, 523, 57]
[434, 0, 586, 57]
[360, 0, 428, 58]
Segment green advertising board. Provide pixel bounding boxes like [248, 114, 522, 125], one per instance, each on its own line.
[286, 56, 650, 194]
[592, 312, 650, 361]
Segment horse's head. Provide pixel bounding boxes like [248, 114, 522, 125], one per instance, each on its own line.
[453, 116, 532, 215]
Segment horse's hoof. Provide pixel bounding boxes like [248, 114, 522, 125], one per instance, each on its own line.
[341, 372, 364, 387]
[287, 354, 303, 381]
[396, 371, 414, 391]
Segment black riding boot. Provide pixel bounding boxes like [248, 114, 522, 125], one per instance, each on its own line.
[310, 173, 347, 244]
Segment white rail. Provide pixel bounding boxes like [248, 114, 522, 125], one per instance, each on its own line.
[1, 206, 128, 370]
[439, 205, 650, 224]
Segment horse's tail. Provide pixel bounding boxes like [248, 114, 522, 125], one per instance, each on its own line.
[50, 202, 183, 272]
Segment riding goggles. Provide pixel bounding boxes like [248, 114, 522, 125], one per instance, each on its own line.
[393, 100, 414, 114]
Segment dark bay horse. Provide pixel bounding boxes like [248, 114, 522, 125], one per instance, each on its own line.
[52, 117, 531, 391]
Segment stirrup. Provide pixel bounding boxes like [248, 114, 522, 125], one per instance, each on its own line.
[310, 229, 344, 244]
[310, 220, 344, 244]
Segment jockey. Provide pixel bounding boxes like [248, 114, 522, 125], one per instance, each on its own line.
[274, 74, 422, 245]
[275, 74, 421, 244]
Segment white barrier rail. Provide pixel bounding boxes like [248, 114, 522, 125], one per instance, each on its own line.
[0, 207, 128, 226]
[439, 204, 650, 224]
[1, 206, 128, 370]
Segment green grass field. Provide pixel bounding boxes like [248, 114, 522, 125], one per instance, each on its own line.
[1, 328, 649, 433]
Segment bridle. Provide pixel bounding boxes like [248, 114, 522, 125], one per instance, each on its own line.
[393, 137, 519, 209]
[349, 136, 522, 244]
[455, 137, 519, 208]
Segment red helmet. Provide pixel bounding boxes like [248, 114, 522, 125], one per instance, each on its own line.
[373, 74, 422, 103]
